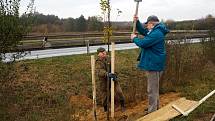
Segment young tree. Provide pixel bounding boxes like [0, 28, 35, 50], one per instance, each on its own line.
[0, 0, 35, 82]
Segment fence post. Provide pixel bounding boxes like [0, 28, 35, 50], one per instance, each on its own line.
[86, 40, 90, 54]
[111, 42, 115, 118]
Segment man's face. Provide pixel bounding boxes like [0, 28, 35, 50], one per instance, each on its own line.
[146, 21, 154, 30]
[98, 51, 107, 59]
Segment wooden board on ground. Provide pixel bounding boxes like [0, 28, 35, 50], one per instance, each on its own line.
[136, 98, 198, 121]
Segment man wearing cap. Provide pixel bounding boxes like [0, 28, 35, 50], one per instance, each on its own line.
[95, 47, 125, 112]
[131, 15, 169, 113]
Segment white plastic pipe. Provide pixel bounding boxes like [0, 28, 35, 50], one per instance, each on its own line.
[172, 90, 215, 116]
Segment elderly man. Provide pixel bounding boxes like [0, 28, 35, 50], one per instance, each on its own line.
[131, 15, 169, 113]
[95, 47, 125, 112]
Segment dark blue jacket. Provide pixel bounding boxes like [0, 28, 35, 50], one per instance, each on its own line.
[133, 20, 169, 71]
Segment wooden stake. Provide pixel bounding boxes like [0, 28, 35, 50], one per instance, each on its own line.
[111, 42, 115, 118]
[107, 64, 110, 120]
[91, 55, 97, 121]
[107, 76, 110, 120]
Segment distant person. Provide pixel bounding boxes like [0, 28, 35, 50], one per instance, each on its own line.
[131, 15, 169, 113]
[42, 36, 48, 48]
[95, 47, 125, 112]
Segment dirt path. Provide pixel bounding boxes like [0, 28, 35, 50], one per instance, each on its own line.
[70, 92, 181, 121]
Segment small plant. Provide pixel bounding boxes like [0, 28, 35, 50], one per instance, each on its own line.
[100, 0, 112, 51]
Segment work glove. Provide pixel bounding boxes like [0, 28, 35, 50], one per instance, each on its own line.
[107, 73, 117, 81]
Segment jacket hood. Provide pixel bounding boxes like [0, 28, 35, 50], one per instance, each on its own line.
[153, 23, 169, 35]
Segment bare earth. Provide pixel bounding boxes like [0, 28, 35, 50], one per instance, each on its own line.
[70, 92, 181, 121]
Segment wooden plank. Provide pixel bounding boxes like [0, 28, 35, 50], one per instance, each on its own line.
[136, 98, 198, 121]
[111, 42, 115, 118]
[91, 55, 97, 121]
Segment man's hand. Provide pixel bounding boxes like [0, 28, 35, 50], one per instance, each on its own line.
[131, 33, 137, 40]
[107, 73, 117, 81]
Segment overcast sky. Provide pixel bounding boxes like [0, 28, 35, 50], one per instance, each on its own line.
[20, 0, 215, 21]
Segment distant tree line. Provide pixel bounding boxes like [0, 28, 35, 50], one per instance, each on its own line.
[21, 13, 215, 33]
[21, 12, 104, 33]
[166, 14, 215, 30]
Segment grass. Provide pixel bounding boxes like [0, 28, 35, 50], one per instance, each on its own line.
[0, 43, 215, 121]
[0, 54, 92, 121]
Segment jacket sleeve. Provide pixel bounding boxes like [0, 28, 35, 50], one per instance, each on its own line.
[95, 61, 107, 78]
[133, 29, 163, 48]
[136, 20, 148, 36]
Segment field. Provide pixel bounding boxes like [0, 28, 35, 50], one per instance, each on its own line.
[1, 39, 215, 121]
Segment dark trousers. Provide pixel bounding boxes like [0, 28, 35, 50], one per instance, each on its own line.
[98, 79, 125, 107]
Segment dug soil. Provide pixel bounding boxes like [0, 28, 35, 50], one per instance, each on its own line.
[70, 92, 181, 121]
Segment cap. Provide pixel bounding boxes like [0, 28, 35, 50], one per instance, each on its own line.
[145, 15, 159, 24]
[134, 0, 142, 2]
[97, 47, 106, 53]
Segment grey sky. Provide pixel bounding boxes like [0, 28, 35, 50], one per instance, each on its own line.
[20, 0, 215, 21]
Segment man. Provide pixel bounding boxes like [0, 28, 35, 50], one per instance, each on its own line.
[42, 36, 48, 48]
[131, 15, 169, 113]
[95, 47, 125, 112]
